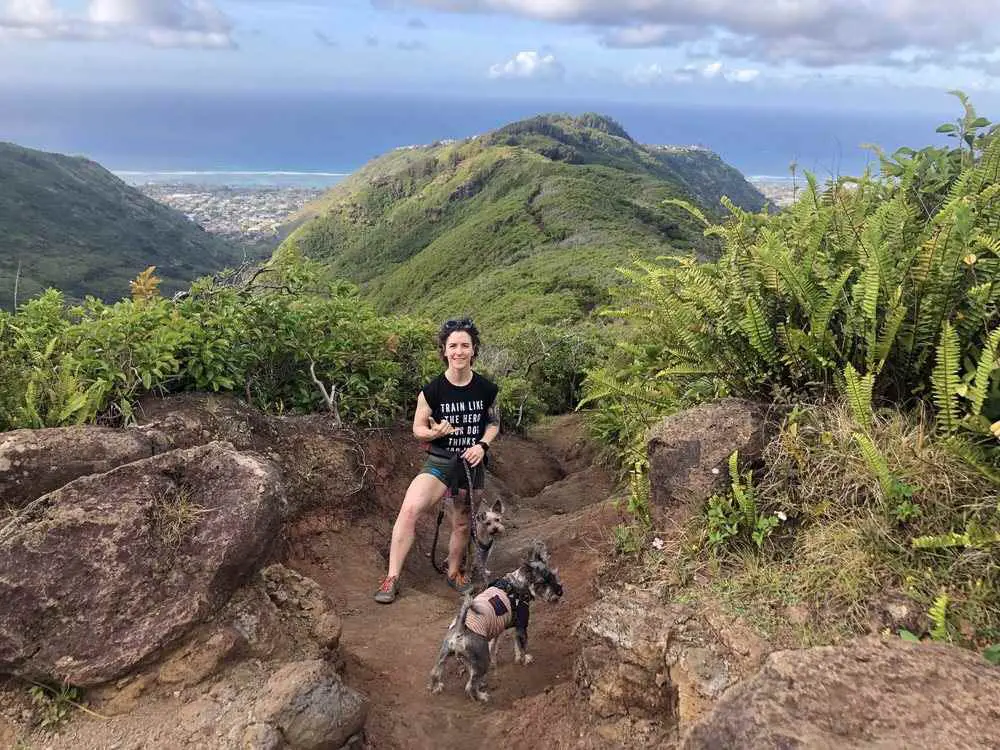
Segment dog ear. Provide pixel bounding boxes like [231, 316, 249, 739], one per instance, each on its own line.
[476, 507, 487, 522]
[491, 498, 504, 515]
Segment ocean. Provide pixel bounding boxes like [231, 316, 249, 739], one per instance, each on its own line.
[1, 89, 955, 185]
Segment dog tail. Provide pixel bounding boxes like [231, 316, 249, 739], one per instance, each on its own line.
[455, 592, 478, 633]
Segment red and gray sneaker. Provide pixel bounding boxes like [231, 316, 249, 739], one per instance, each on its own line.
[374, 575, 400, 604]
[446, 571, 474, 595]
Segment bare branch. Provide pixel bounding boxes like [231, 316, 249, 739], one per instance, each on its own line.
[309, 360, 342, 427]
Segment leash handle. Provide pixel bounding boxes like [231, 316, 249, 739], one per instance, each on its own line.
[462, 458, 478, 544]
[430, 506, 447, 574]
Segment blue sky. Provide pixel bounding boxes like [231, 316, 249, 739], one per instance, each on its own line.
[3, 0, 1000, 113]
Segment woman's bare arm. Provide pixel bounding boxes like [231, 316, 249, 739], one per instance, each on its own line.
[412, 391, 451, 441]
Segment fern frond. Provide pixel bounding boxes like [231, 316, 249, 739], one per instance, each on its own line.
[740, 296, 780, 366]
[853, 431, 892, 489]
[874, 289, 906, 375]
[931, 321, 963, 433]
[810, 267, 853, 341]
[844, 363, 874, 431]
[661, 198, 711, 228]
[967, 326, 1000, 416]
[929, 593, 950, 642]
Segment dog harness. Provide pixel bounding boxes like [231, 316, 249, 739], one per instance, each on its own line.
[464, 580, 530, 640]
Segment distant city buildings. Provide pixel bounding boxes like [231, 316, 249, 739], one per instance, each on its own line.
[136, 185, 324, 246]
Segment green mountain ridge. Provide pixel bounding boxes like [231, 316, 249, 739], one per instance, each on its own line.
[0, 141, 243, 309]
[278, 113, 768, 330]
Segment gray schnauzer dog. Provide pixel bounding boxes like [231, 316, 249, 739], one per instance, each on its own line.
[429, 540, 563, 702]
[470, 497, 505, 584]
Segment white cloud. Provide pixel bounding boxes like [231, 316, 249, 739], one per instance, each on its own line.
[0, 0, 234, 48]
[701, 61, 722, 78]
[7, 0, 60, 24]
[725, 67, 760, 83]
[392, 0, 1000, 70]
[624, 62, 664, 85]
[488, 50, 564, 80]
[602, 23, 695, 48]
[627, 59, 761, 86]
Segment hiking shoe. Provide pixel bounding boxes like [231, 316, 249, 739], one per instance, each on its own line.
[446, 571, 474, 595]
[374, 575, 399, 604]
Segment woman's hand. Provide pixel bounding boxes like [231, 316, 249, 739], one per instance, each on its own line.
[462, 443, 486, 467]
[429, 419, 454, 438]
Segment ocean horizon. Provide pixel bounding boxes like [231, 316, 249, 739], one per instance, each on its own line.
[4, 90, 956, 181]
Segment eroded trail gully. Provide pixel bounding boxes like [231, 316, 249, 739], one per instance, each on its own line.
[285, 415, 621, 750]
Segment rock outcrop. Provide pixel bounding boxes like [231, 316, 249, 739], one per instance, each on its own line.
[0, 441, 284, 686]
[0, 426, 158, 508]
[246, 660, 368, 750]
[682, 639, 1000, 749]
[574, 586, 739, 745]
[646, 398, 773, 522]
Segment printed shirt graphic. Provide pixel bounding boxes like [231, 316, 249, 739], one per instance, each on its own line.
[422, 372, 499, 455]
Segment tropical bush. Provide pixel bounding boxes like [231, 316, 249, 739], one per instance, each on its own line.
[584, 94, 1000, 460]
[584, 94, 1000, 649]
[0, 256, 436, 430]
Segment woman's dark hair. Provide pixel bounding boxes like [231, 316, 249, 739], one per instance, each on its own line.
[437, 317, 481, 364]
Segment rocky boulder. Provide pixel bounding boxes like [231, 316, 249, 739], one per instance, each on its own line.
[682, 639, 1000, 749]
[646, 398, 772, 522]
[245, 660, 368, 750]
[0, 441, 284, 686]
[0, 426, 159, 509]
[575, 585, 736, 745]
[139, 393, 362, 516]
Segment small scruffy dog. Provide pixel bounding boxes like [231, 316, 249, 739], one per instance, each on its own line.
[471, 497, 505, 584]
[429, 540, 563, 702]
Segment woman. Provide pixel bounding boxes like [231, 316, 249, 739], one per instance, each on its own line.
[374, 318, 500, 604]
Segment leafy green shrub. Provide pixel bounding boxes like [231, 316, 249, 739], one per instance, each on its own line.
[581, 98, 1000, 653]
[584, 95, 1000, 453]
[479, 322, 599, 431]
[0, 256, 435, 430]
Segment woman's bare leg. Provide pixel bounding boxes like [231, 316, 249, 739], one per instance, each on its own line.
[387, 472, 448, 579]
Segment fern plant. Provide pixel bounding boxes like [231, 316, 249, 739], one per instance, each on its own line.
[583, 96, 1000, 472]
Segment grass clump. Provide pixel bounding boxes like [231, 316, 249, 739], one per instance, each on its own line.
[691, 403, 999, 646]
[149, 484, 210, 552]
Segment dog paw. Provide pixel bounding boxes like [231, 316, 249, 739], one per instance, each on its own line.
[476, 691, 490, 703]
[522, 653, 534, 665]
[429, 682, 443, 694]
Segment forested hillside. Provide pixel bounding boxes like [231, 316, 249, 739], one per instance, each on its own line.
[0, 142, 242, 309]
[278, 113, 767, 330]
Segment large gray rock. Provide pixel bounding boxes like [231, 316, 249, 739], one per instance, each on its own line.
[575, 586, 735, 745]
[646, 398, 772, 520]
[248, 660, 368, 750]
[682, 639, 1000, 749]
[0, 441, 284, 686]
[0, 426, 159, 508]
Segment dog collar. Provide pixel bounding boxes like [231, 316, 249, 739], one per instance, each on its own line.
[475, 537, 494, 553]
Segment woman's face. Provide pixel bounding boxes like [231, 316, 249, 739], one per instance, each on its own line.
[444, 330, 475, 369]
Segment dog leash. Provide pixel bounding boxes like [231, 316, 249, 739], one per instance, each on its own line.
[430, 457, 480, 576]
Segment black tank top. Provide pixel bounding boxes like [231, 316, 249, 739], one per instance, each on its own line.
[421, 372, 499, 455]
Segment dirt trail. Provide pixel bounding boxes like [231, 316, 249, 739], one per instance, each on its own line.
[285, 415, 622, 750]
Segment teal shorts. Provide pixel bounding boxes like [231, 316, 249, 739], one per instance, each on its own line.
[420, 453, 486, 491]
